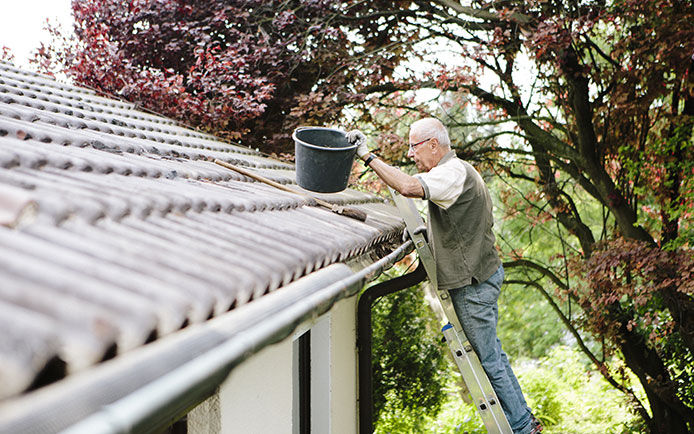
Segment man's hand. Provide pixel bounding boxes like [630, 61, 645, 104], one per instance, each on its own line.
[345, 129, 424, 198]
[346, 130, 370, 159]
[402, 225, 428, 243]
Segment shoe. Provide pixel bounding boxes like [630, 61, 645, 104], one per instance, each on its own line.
[529, 413, 543, 433]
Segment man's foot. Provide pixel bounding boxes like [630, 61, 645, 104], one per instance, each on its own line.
[529, 413, 543, 433]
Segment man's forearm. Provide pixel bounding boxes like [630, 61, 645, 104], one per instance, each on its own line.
[367, 156, 424, 198]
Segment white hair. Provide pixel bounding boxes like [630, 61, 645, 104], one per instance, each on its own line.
[410, 117, 451, 150]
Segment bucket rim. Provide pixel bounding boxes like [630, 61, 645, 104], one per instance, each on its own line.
[292, 126, 358, 152]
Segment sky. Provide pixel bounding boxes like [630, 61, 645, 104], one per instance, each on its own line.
[0, 1, 74, 68]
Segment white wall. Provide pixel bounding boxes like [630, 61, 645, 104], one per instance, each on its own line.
[188, 294, 359, 434]
[326, 296, 358, 434]
[222, 339, 294, 433]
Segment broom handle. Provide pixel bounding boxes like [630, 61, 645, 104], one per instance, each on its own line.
[214, 160, 367, 221]
[215, 159, 302, 196]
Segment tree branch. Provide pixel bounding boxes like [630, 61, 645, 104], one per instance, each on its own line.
[504, 259, 567, 290]
[504, 277, 652, 423]
[428, 0, 532, 25]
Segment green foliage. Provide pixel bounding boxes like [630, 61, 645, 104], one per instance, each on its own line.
[516, 346, 646, 434]
[370, 267, 449, 427]
[376, 375, 487, 434]
[664, 339, 694, 409]
[390, 346, 644, 434]
[373, 390, 439, 434]
[497, 281, 565, 359]
[370, 260, 643, 433]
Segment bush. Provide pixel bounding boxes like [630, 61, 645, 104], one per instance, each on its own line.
[382, 345, 644, 433]
[516, 346, 644, 434]
[371, 273, 450, 429]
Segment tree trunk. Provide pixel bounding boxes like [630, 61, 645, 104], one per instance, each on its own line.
[641, 387, 689, 434]
[617, 321, 694, 433]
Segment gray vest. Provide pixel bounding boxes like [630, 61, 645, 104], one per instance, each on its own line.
[424, 152, 501, 290]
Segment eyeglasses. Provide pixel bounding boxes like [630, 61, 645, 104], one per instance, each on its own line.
[409, 137, 431, 152]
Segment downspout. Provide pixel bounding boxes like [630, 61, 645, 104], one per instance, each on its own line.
[0, 241, 413, 434]
[357, 261, 427, 434]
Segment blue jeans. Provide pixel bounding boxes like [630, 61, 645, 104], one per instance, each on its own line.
[449, 265, 534, 434]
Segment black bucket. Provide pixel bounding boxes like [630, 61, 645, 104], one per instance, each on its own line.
[293, 127, 357, 193]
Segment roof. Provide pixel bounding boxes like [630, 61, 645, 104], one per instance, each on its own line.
[0, 62, 405, 405]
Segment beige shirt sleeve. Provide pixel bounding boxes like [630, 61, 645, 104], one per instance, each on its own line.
[414, 158, 467, 209]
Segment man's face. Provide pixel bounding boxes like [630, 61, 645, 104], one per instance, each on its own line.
[407, 130, 438, 172]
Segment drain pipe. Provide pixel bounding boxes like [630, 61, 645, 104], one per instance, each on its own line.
[357, 260, 427, 434]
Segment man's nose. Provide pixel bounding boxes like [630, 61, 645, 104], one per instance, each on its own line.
[407, 147, 414, 158]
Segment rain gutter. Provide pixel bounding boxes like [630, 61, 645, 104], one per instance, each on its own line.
[356, 261, 427, 434]
[0, 240, 413, 434]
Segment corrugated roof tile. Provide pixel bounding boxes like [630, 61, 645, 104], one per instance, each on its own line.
[0, 300, 65, 399]
[0, 243, 159, 347]
[0, 277, 119, 364]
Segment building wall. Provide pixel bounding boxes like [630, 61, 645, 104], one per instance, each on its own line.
[187, 295, 359, 434]
[327, 296, 358, 434]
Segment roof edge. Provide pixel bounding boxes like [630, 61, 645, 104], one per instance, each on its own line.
[0, 240, 413, 434]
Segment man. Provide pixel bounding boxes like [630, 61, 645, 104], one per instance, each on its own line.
[347, 118, 541, 434]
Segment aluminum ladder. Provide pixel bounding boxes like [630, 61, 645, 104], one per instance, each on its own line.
[389, 189, 513, 434]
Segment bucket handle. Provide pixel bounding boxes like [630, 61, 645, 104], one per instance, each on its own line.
[294, 126, 344, 132]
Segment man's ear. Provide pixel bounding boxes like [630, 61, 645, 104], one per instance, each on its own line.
[429, 138, 439, 150]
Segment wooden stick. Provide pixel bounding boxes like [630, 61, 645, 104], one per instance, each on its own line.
[214, 159, 367, 222]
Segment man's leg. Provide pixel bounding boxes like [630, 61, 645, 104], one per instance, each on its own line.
[449, 265, 534, 433]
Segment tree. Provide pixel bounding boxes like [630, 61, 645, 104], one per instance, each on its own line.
[40, 0, 380, 154]
[355, 1, 693, 431]
[371, 277, 449, 430]
[43, 1, 694, 431]
[347, 2, 694, 431]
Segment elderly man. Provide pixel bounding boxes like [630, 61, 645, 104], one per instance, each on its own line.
[348, 118, 541, 434]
